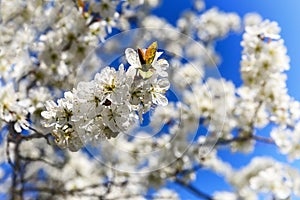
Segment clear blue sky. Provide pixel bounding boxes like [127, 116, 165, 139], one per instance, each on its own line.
[152, 0, 300, 198]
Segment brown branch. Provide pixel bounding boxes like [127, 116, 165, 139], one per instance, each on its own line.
[23, 180, 128, 199]
[174, 178, 213, 200]
[6, 122, 23, 200]
[217, 135, 274, 145]
[19, 155, 65, 169]
[23, 125, 53, 144]
[253, 135, 274, 144]
[5, 122, 54, 199]
[216, 97, 274, 146]
[23, 183, 101, 196]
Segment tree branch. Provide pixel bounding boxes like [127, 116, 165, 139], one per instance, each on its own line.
[174, 178, 213, 200]
[216, 135, 274, 145]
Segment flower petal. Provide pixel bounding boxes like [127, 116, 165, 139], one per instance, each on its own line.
[125, 48, 138, 66]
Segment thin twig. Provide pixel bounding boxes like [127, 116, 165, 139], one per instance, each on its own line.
[19, 155, 65, 168]
[174, 178, 213, 200]
[217, 135, 274, 145]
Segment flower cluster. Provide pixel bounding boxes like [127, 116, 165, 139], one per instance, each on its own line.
[0, 0, 156, 91]
[271, 121, 300, 161]
[0, 83, 30, 132]
[225, 157, 300, 200]
[42, 42, 170, 151]
[241, 20, 289, 87]
[238, 20, 300, 155]
[195, 8, 240, 41]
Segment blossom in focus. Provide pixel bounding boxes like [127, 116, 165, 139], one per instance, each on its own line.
[41, 44, 170, 151]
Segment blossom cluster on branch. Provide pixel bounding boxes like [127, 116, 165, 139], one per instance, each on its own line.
[41, 42, 170, 151]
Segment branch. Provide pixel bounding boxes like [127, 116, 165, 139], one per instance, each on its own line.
[24, 125, 53, 144]
[216, 135, 274, 145]
[5, 122, 54, 199]
[216, 98, 274, 146]
[253, 135, 274, 144]
[23, 184, 101, 196]
[6, 123, 23, 200]
[174, 163, 203, 179]
[19, 155, 65, 169]
[174, 178, 213, 200]
[23, 180, 128, 199]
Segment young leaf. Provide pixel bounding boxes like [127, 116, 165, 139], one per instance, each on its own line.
[145, 41, 157, 64]
[138, 48, 146, 65]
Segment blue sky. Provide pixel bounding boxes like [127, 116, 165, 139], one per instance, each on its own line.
[153, 0, 300, 98]
[153, 0, 300, 198]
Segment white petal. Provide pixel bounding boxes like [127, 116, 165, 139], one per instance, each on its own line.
[154, 51, 163, 61]
[14, 123, 22, 133]
[152, 93, 168, 106]
[21, 121, 29, 130]
[157, 59, 169, 70]
[41, 111, 54, 119]
[125, 48, 138, 66]
[126, 65, 137, 79]
[45, 100, 57, 109]
[158, 71, 168, 77]
[157, 78, 170, 90]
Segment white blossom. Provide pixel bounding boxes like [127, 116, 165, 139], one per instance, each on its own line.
[196, 8, 241, 41]
[42, 46, 170, 151]
[154, 188, 179, 200]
